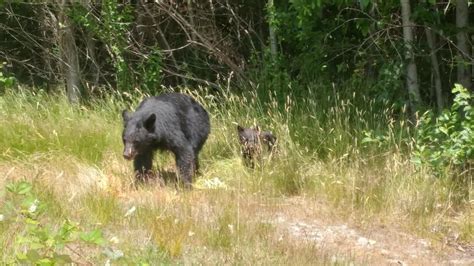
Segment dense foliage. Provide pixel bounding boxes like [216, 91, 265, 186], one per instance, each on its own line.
[1, 181, 108, 264]
[0, 1, 471, 98]
[413, 84, 473, 175]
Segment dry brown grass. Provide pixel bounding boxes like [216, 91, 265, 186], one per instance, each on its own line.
[0, 89, 472, 264]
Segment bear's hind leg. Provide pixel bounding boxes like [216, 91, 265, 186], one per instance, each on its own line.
[193, 150, 200, 174]
[175, 147, 195, 189]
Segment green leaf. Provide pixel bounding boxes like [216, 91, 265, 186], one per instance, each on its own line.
[6, 181, 32, 195]
[80, 229, 105, 246]
[361, 137, 375, 144]
[17, 182, 33, 195]
[53, 253, 73, 264]
[439, 126, 449, 135]
[411, 156, 422, 165]
[26, 250, 41, 263]
[359, 0, 370, 10]
[37, 258, 54, 266]
[16, 252, 28, 261]
[25, 217, 40, 225]
[29, 242, 47, 250]
[58, 219, 77, 240]
[16, 236, 33, 245]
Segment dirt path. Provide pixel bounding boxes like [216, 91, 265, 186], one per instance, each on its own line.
[266, 197, 474, 265]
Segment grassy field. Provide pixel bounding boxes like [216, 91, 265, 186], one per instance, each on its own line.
[0, 87, 472, 264]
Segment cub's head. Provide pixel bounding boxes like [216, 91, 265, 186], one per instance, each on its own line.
[237, 125, 260, 147]
[237, 125, 277, 152]
[122, 110, 156, 160]
[237, 125, 262, 158]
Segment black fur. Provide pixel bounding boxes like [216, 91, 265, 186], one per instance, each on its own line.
[122, 93, 210, 187]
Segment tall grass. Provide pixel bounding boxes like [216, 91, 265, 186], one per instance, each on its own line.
[0, 86, 472, 263]
[0, 89, 123, 164]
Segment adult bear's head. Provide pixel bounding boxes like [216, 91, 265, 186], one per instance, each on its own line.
[122, 110, 156, 160]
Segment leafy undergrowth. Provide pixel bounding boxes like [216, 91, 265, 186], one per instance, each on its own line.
[0, 88, 472, 264]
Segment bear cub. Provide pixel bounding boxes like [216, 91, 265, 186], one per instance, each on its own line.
[122, 92, 210, 188]
[237, 125, 277, 168]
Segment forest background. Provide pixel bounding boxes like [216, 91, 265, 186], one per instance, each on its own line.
[0, 1, 472, 264]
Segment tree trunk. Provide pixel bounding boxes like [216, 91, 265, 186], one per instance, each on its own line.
[257, 0, 266, 52]
[472, 35, 474, 81]
[456, 0, 472, 91]
[59, 0, 81, 103]
[85, 31, 99, 91]
[268, 0, 278, 59]
[187, 0, 199, 60]
[425, 27, 443, 112]
[84, 2, 99, 92]
[38, 4, 58, 90]
[400, 0, 421, 113]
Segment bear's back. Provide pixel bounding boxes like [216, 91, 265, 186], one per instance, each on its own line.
[138, 93, 205, 115]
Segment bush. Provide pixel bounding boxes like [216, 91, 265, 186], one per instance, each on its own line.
[413, 84, 473, 176]
[0, 62, 16, 92]
[1, 181, 107, 264]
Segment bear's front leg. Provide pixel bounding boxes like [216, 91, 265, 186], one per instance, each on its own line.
[133, 151, 154, 182]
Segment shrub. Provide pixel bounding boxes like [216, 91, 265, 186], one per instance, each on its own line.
[413, 84, 473, 177]
[1, 181, 107, 264]
[0, 62, 16, 92]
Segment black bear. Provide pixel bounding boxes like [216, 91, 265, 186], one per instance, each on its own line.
[122, 92, 210, 188]
[237, 125, 277, 168]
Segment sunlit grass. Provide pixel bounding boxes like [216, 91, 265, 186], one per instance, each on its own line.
[0, 90, 121, 164]
[82, 191, 121, 225]
[0, 87, 472, 263]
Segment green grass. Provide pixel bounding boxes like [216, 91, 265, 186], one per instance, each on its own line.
[0, 90, 122, 164]
[82, 191, 121, 225]
[0, 87, 472, 264]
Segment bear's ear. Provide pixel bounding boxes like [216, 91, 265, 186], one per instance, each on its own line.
[237, 125, 244, 132]
[144, 113, 156, 132]
[122, 110, 130, 122]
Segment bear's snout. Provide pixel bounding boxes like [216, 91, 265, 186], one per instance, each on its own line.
[123, 145, 136, 160]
